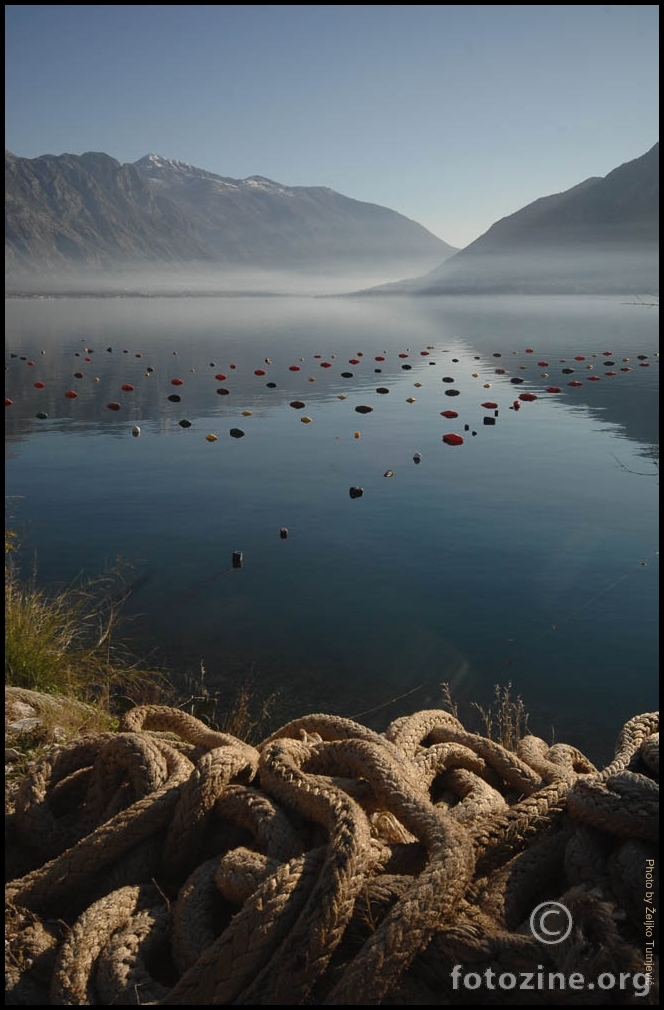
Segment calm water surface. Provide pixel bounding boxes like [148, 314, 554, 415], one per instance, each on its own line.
[5, 293, 659, 763]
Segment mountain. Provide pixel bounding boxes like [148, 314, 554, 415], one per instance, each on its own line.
[132, 154, 455, 270]
[4, 151, 456, 286]
[366, 143, 659, 296]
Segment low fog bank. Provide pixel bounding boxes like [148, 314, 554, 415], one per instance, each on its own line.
[4, 258, 441, 299]
[348, 245, 659, 297]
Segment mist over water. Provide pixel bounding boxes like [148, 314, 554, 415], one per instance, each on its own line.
[5, 291, 659, 764]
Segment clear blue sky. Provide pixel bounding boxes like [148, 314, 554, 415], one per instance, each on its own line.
[5, 5, 659, 248]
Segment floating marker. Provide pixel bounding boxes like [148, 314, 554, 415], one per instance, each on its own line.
[215, 374, 227, 381]
[65, 390, 78, 398]
[413, 452, 422, 464]
[445, 389, 460, 396]
[230, 428, 245, 438]
[232, 551, 243, 569]
[171, 378, 184, 386]
[205, 434, 218, 442]
[401, 364, 412, 370]
[132, 426, 141, 437]
[107, 402, 121, 410]
[241, 410, 252, 416]
[510, 377, 524, 384]
[349, 358, 360, 365]
[406, 397, 417, 403]
[168, 394, 182, 402]
[442, 433, 464, 446]
[442, 377, 455, 383]
[266, 382, 277, 388]
[35, 411, 48, 419]
[383, 470, 394, 477]
[519, 392, 537, 402]
[5, 398, 13, 406]
[290, 400, 306, 409]
[568, 380, 583, 387]
[483, 417, 496, 426]
[33, 381, 45, 389]
[440, 410, 459, 418]
[178, 419, 192, 428]
[341, 372, 354, 378]
[74, 371, 84, 379]
[320, 362, 332, 368]
[353, 431, 361, 439]
[254, 369, 266, 376]
[300, 416, 313, 424]
[481, 401, 499, 409]
[121, 384, 134, 391]
[546, 386, 562, 393]
[349, 486, 364, 499]
[355, 405, 373, 414]
[376, 387, 390, 394]
[289, 365, 301, 371]
[217, 388, 230, 395]
[279, 527, 289, 539]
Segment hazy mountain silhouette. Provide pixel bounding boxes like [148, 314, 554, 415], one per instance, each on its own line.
[5, 150, 456, 287]
[362, 143, 659, 295]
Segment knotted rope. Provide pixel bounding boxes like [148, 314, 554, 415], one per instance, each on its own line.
[5, 697, 659, 1005]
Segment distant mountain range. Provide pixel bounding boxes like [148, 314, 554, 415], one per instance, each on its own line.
[366, 143, 659, 295]
[5, 144, 658, 294]
[4, 151, 455, 284]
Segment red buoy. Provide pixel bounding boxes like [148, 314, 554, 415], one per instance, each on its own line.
[587, 376, 601, 381]
[537, 361, 549, 367]
[215, 373, 227, 381]
[525, 348, 534, 353]
[107, 402, 121, 410]
[574, 356, 586, 361]
[65, 390, 78, 398]
[398, 353, 409, 359]
[349, 358, 360, 365]
[568, 380, 583, 387]
[254, 369, 266, 376]
[545, 386, 562, 393]
[519, 392, 537, 402]
[442, 433, 464, 446]
[440, 410, 459, 418]
[481, 401, 499, 409]
[121, 384, 134, 391]
[33, 381, 45, 389]
[320, 361, 332, 368]
[171, 378, 184, 386]
[289, 365, 301, 371]
[375, 355, 385, 361]
[5, 398, 13, 406]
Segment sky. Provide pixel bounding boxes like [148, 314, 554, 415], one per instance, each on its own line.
[4, 5, 659, 249]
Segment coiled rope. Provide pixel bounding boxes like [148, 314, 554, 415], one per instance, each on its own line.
[5, 696, 659, 1005]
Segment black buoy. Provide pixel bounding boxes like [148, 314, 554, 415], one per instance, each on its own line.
[349, 486, 364, 499]
[232, 551, 244, 569]
[229, 428, 245, 438]
[279, 527, 289, 539]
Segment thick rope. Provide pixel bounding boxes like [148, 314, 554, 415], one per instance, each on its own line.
[5, 698, 659, 1005]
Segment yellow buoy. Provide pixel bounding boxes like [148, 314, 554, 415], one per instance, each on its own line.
[337, 394, 347, 400]
[242, 410, 252, 416]
[484, 383, 492, 388]
[406, 397, 416, 403]
[353, 431, 361, 439]
[414, 382, 422, 388]
[301, 416, 312, 424]
[205, 434, 218, 442]
[308, 377, 316, 383]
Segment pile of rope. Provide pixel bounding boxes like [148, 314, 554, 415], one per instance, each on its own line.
[5, 699, 659, 1005]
